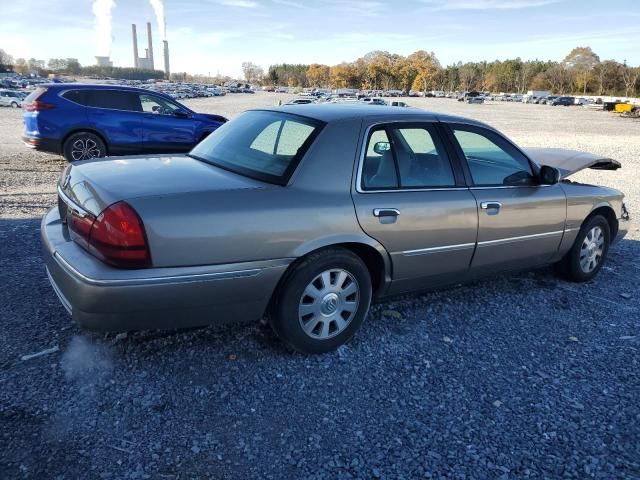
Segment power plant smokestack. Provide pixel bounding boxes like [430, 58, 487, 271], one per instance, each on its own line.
[163, 40, 170, 78]
[131, 24, 139, 68]
[146, 22, 154, 70]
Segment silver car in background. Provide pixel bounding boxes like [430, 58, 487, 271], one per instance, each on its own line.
[42, 105, 630, 353]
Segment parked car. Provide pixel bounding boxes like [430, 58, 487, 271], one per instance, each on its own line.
[551, 96, 576, 106]
[42, 105, 630, 353]
[466, 96, 484, 104]
[22, 84, 227, 162]
[286, 98, 316, 105]
[0, 89, 24, 108]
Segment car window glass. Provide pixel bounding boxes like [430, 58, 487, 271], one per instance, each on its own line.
[62, 90, 88, 105]
[140, 93, 181, 115]
[394, 127, 455, 187]
[191, 111, 320, 184]
[453, 127, 533, 186]
[362, 129, 398, 189]
[86, 90, 141, 112]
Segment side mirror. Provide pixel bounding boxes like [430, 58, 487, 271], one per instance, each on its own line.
[173, 109, 190, 118]
[373, 141, 391, 155]
[538, 165, 561, 185]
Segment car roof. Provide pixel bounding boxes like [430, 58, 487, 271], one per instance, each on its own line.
[262, 103, 490, 128]
[40, 83, 153, 94]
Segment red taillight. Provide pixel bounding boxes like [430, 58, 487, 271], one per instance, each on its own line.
[87, 202, 151, 269]
[23, 100, 56, 112]
[68, 210, 94, 250]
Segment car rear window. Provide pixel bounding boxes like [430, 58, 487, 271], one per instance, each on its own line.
[189, 110, 323, 185]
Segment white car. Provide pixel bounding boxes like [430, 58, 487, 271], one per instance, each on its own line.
[0, 90, 24, 108]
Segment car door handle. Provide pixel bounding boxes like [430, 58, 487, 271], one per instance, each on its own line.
[373, 208, 400, 217]
[480, 202, 502, 210]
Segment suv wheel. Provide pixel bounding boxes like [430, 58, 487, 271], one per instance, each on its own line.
[11, 101, 19, 108]
[63, 132, 106, 162]
[269, 248, 372, 354]
[556, 215, 610, 282]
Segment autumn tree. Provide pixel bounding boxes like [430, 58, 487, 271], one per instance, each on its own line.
[242, 61, 264, 84]
[306, 64, 330, 87]
[408, 50, 440, 94]
[621, 63, 640, 97]
[563, 46, 600, 94]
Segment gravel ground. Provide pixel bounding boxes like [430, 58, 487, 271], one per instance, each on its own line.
[1, 95, 639, 479]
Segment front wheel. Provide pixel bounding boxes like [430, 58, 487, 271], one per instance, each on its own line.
[63, 132, 106, 162]
[269, 248, 372, 354]
[11, 101, 19, 108]
[556, 215, 610, 282]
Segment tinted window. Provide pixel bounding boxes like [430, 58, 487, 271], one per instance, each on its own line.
[189, 110, 321, 185]
[62, 89, 88, 105]
[362, 124, 455, 190]
[452, 126, 533, 186]
[86, 90, 141, 112]
[140, 93, 181, 115]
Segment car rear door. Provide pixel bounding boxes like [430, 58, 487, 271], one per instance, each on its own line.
[445, 123, 566, 274]
[138, 93, 197, 153]
[352, 121, 478, 295]
[85, 89, 143, 154]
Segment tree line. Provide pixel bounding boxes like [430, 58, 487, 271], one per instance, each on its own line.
[258, 47, 639, 97]
[2, 45, 639, 96]
[0, 50, 165, 81]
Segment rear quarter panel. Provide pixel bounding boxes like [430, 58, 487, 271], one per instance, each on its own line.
[127, 119, 386, 268]
[24, 88, 88, 144]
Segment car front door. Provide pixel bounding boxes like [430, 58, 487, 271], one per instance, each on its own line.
[446, 123, 566, 274]
[138, 93, 197, 153]
[85, 89, 143, 154]
[352, 122, 478, 295]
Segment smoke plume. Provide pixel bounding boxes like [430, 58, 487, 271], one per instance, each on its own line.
[92, 0, 116, 56]
[149, 0, 167, 40]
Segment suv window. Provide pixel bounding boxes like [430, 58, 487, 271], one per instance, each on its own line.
[85, 90, 142, 112]
[190, 110, 322, 185]
[62, 89, 88, 105]
[140, 93, 181, 115]
[452, 126, 534, 186]
[362, 124, 455, 189]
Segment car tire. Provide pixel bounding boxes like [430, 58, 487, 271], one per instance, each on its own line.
[11, 101, 19, 108]
[269, 248, 372, 354]
[556, 214, 610, 282]
[63, 132, 107, 162]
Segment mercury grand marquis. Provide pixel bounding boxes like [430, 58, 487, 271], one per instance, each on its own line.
[42, 104, 630, 353]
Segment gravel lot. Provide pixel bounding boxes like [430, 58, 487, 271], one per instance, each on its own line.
[1, 94, 639, 479]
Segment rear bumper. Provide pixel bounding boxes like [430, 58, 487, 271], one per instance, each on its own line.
[41, 208, 291, 332]
[22, 135, 61, 154]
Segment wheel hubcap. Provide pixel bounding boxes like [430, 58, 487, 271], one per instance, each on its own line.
[71, 138, 101, 161]
[298, 269, 360, 340]
[579, 226, 604, 273]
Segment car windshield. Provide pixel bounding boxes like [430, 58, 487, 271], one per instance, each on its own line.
[190, 110, 323, 185]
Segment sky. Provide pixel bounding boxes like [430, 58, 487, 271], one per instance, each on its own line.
[1, 0, 639, 78]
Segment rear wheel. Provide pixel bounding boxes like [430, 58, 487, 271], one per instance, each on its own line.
[556, 215, 610, 282]
[63, 132, 106, 162]
[11, 101, 19, 108]
[269, 248, 372, 354]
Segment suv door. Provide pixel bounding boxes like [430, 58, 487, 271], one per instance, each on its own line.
[85, 89, 143, 154]
[352, 122, 478, 295]
[446, 124, 566, 273]
[138, 93, 197, 153]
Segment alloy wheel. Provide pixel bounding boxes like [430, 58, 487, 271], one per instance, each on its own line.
[298, 269, 360, 340]
[71, 138, 102, 161]
[579, 226, 605, 273]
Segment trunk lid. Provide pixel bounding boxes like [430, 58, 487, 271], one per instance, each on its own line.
[58, 154, 267, 216]
[524, 147, 621, 179]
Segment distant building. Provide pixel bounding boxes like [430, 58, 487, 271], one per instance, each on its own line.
[95, 56, 113, 67]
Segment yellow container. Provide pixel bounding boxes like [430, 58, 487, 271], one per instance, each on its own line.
[614, 103, 633, 113]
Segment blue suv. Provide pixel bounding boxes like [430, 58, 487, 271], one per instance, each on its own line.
[22, 84, 227, 161]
